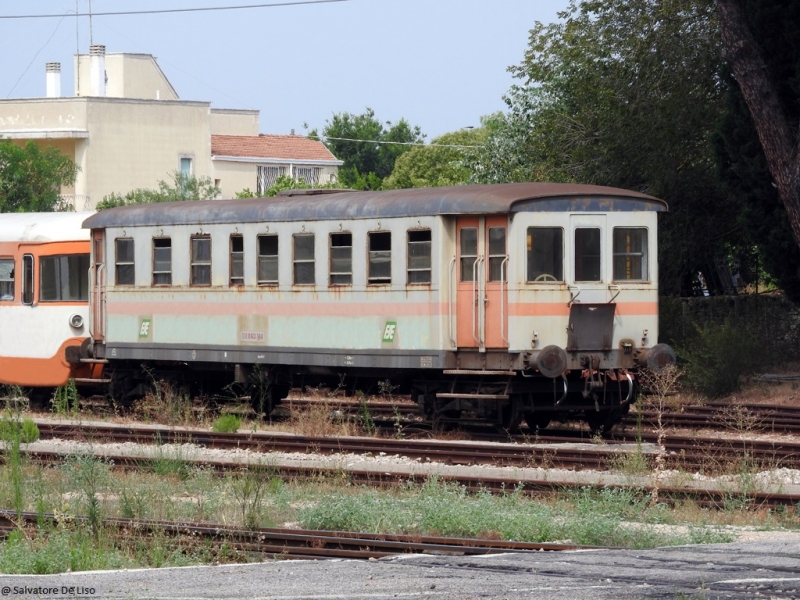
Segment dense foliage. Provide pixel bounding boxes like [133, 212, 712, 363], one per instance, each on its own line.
[96, 172, 220, 209]
[0, 140, 78, 212]
[308, 108, 424, 190]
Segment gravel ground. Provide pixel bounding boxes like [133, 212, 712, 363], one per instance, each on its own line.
[1, 540, 799, 599]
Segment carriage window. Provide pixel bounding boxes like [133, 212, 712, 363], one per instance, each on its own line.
[330, 233, 352, 286]
[258, 234, 279, 285]
[40, 254, 89, 301]
[368, 231, 391, 284]
[22, 255, 33, 305]
[527, 227, 563, 282]
[153, 238, 172, 286]
[613, 228, 648, 281]
[487, 227, 506, 282]
[407, 230, 431, 284]
[115, 239, 135, 286]
[574, 228, 601, 282]
[0, 259, 13, 300]
[460, 227, 478, 282]
[230, 235, 244, 286]
[293, 233, 315, 285]
[191, 236, 212, 286]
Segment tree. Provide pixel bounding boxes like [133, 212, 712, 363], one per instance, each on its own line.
[383, 127, 487, 190]
[470, 0, 737, 296]
[0, 140, 78, 212]
[714, 0, 800, 300]
[96, 172, 220, 209]
[308, 108, 424, 190]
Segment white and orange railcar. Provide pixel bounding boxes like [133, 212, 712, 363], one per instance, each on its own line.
[0, 212, 100, 391]
[81, 183, 675, 431]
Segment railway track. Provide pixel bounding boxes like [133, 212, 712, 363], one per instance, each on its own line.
[29, 419, 800, 472]
[0, 510, 588, 560]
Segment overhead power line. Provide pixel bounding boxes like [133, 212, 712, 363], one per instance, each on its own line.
[308, 135, 482, 150]
[0, 0, 349, 20]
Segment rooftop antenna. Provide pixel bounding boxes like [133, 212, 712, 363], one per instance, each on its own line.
[75, 0, 80, 96]
[88, 0, 93, 46]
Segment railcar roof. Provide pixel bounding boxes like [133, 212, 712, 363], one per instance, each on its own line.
[82, 183, 667, 229]
[0, 212, 94, 243]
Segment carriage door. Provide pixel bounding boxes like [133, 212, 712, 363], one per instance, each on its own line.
[569, 214, 608, 303]
[456, 216, 509, 351]
[91, 230, 106, 341]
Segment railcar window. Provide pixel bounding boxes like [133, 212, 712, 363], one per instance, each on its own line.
[330, 233, 352, 286]
[230, 235, 244, 286]
[22, 255, 33, 305]
[526, 227, 563, 282]
[460, 227, 478, 282]
[191, 236, 212, 286]
[257, 234, 279, 285]
[153, 238, 172, 286]
[407, 230, 431, 284]
[0, 259, 13, 300]
[574, 228, 601, 282]
[368, 231, 391, 284]
[613, 228, 648, 281]
[40, 254, 89, 302]
[293, 233, 315, 285]
[115, 239, 135, 286]
[487, 227, 507, 282]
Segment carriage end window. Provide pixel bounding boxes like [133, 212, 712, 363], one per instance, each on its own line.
[153, 238, 172, 286]
[0, 259, 14, 300]
[459, 227, 477, 282]
[330, 232, 352, 286]
[40, 254, 89, 302]
[191, 236, 212, 286]
[487, 227, 507, 282]
[574, 228, 601, 282]
[258, 234, 279, 285]
[230, 235, 244, 286]
[293, 233, 315, 285]
[527, 227, 563, 282]
[115, 239, 135, 286]
[613, 228, 648, 281]
[407, 230, 431, 284]
[368, 231, 391, 284]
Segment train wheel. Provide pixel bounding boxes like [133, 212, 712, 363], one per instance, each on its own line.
[524, 412, 551, 431]
[585, 409, 622, 436]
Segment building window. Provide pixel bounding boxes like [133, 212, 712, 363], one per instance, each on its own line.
[368, 231, 391, 284]
[527, 227, 563, 282]
[257, 165, 288, 195]
[230, 235, 244, 286]
[407, 230, 431, 284]
[460, 227, 477, 282]
[487, 227, 507, 282]
[0, 259, 14, 300]
[257, 234, 279, 285]
[613, 228, 648, 281]
[153, 238, 172, 286]
[115, 238, 135, 286]
[191, 236, 212, 286]
[180, 156, 193, 177]
[293, 166, 321, 185]
[40, 254, 90, 301]
[330, 232, 352, 286]
[293, 233, 315, 285]
[574, 228, 601, 282]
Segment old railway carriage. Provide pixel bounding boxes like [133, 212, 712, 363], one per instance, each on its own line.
[81, 182, 674, 431]
[0, 212, 100, 392]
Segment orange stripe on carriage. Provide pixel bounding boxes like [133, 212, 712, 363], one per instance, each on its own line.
[0, 338, 96, 387]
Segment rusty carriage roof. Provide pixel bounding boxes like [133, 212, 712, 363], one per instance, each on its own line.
[81, 182, 667, 229]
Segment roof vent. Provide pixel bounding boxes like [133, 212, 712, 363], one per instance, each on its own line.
[45, 62, 61, 98]
[89, 44, 106, 96]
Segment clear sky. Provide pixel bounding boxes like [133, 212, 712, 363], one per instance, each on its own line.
[0, 0, 565, 139]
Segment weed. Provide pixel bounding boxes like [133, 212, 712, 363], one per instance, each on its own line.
[228, 466, 271, 529]
[358, 391, 376, 436]
[212, 414, 241, 433]
[63, 454, 111, 538]
[135, 379, 197, 426]
[52, 379, 79, 414]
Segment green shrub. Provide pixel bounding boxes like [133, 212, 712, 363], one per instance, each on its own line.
[679, 320, 761, 398]
[0, 417, 40, 443]
[212, 414, 240, 433]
